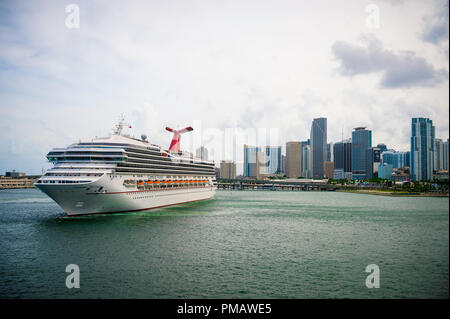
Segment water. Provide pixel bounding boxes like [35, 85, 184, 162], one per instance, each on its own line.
[0, 188, 448, 298]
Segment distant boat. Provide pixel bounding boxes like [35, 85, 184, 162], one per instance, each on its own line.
[35, 116, 216, 216]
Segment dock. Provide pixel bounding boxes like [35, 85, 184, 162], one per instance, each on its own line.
[217, 179, 338, 191]
[0, 176, 40, 189]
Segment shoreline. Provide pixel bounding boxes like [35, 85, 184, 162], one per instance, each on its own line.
[338, 189, 449, 197]
[0, 186, 36, 190]
[2, 187, 448, 198]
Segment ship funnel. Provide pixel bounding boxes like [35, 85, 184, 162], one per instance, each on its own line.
[166, 126, 193, 153]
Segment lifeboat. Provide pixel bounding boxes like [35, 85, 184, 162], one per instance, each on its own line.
[123, 180, 136, 188]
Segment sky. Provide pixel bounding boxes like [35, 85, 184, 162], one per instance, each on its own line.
[0, 0, 448, 175]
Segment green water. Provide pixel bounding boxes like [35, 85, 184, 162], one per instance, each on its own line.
[0, 189, 448, 298]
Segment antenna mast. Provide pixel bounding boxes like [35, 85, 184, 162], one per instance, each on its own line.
[113, 114, 131, 136]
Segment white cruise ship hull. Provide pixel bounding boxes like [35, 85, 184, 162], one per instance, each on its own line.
[36, 174, 216, 216]
[36, 125, 218, 216]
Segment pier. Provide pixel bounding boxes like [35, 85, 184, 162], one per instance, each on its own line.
[0, 176, 40, 189]
[217, 179, 338, 191]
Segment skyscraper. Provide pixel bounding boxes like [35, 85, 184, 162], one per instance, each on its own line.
[264, 146, 282, 175]
[286, 142, 302, 178]
[434, 138, 444, 171]
[323, 161, 335, 179]
[302, 144, 312, 178]
[195, 146, 208, 161]
[220, 160, 236, 179]
[243, 145, 260, 178]
[411, 118, 435, 181]
[299, 141, 309, 178]
[381, 150, 409, 169]
[351, 127, 372, 180]
[244, 145, 281, 178]
[327, 142, 334, 162]
[378, 163, 393, 180]
[333, 139, 352, 178]
[405, 151, 411, 167]
[365, 147, 381, 179]
[281, 155, 286, 175]
[310, 118, 327, 178]
[443, 139, 449, 170]
[256, 151, 267, 180]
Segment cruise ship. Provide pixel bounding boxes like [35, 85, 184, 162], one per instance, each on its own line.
[35, 118, 217, 216]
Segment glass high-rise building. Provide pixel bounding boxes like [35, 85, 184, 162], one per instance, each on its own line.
[365, 147, 381, 179]
[327, 142, 334, 162]
[333, 139, 352, 173]
[300, 141, 310, 178]
[378, 163, 393, 180]
[310, 118, 327, 178]
[264, 146, 282, 175]
[302, 144, 312, 178]
[434, 138, 445, 171]
[405, 151, 410, 167]
[243, 145, 281, 177]
[411, 118, 435, 181]
[443, 139, 449, 170]
[195, 146, 208, 161]
[351, 127, 372, 180]
[382, 151, 395, 167]
[381, 150, 409, 169]
[281, 155, 286, 174]
[243, 145, 260, 178]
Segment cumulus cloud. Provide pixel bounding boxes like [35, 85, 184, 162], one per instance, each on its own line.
[332, 34, 448, 88]
[0, 1, 448, 174]
[421, 0, 449, 44]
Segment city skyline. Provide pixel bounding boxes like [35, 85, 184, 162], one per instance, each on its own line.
[2, 114, 449, 176]
[236, 116, 447, 181]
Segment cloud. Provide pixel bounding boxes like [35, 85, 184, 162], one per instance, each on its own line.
[0, 1, 448, 174]
[421, 0, 449, 44]
[332, 34, 448, 88]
